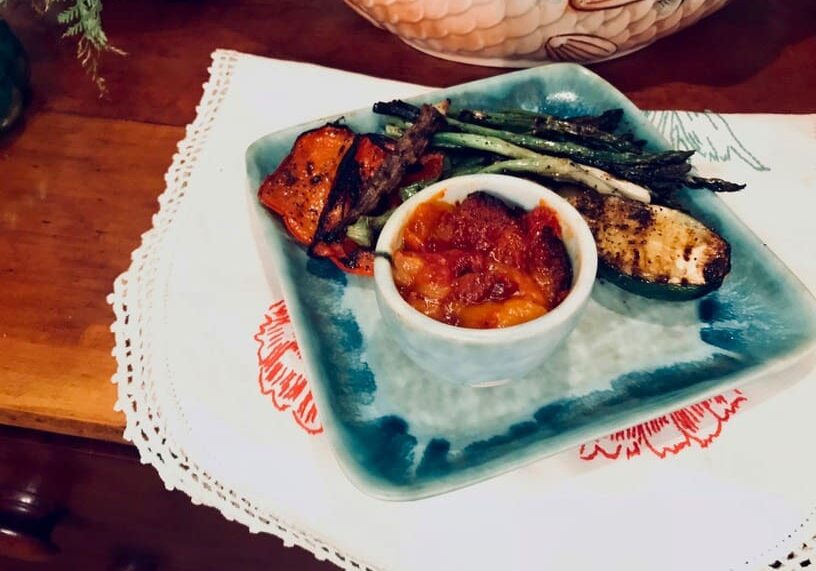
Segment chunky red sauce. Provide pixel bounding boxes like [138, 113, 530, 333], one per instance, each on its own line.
[393, 192, 573, 329]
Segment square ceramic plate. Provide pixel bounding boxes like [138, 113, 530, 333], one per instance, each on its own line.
[245, 64, 816, 500]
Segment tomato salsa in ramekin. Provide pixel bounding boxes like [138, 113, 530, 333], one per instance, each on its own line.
[391, 191, 573, 329]
[373, 174, 597, 385]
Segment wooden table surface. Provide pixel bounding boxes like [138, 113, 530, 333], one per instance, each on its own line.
[1, 0, 815, 444]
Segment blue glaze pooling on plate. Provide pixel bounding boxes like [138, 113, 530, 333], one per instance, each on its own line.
[246, 64, 816, 500]
[346, 415, 418, 485]
[290, 251, 377, 412]
[416, 438, 452, 479]
[414, 353, 746, 475]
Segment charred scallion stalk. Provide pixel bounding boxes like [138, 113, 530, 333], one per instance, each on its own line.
[433, 133, 651, 202]
[478, 158, 651, 203]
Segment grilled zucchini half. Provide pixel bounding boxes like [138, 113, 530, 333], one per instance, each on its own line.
[561, 186, 730, 301]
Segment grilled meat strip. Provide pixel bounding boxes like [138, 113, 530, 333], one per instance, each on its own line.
[311, 103, 446, 246]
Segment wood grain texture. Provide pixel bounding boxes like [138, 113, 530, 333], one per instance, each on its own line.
[0, 0, 814, 440]
[0, 111, 181, 442]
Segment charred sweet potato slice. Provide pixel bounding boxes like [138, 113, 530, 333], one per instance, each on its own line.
[258, 124, 356, 244]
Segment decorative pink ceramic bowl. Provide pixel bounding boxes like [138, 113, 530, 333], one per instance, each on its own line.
[344, 0, 733, 67]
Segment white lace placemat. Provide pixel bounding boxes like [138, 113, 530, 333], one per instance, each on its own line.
[109, 50, 816, 571]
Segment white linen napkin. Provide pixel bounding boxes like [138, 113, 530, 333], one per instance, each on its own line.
[110, 50, 816, 571]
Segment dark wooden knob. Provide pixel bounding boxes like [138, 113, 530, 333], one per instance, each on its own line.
[0, 489, 61, 562]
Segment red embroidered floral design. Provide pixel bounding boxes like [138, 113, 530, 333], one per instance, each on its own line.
[579, 389, 747, 461]
[254, 301, 322, 435]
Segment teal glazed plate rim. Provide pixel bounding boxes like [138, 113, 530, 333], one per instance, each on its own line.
[245, 64, 816, 501]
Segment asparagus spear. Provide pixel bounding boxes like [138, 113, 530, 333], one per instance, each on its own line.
[568, 108, 624, 132]
[686, 176, 746, 193]
[456, 108, 644, 153]
[375, 100, 626, 133]
[444, 116, 693, 170]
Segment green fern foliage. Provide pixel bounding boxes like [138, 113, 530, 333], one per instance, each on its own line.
[1, 0, 123, 94]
